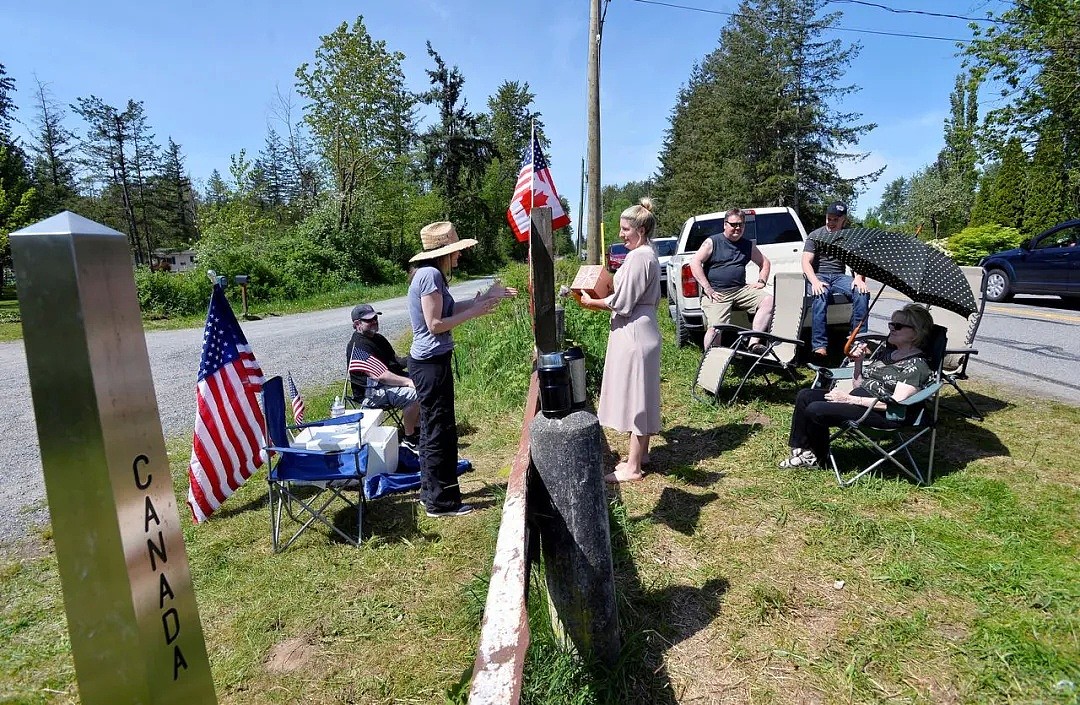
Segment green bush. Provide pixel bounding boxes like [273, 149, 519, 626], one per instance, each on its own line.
[133, 267, 212, 317]
[945, 224, 1024, 265]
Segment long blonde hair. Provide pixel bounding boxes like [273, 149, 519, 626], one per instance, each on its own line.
[621, 197, 656, 241]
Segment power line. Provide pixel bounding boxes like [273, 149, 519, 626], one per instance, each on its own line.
[826, 0, 1009, 25]
[628, 0, 974, 43]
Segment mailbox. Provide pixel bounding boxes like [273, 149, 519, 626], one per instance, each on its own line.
[233, 274, 249, 285]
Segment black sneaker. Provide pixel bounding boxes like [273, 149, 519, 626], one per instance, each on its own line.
[401, 433, 420, 452]
[425, 503, 474, 518]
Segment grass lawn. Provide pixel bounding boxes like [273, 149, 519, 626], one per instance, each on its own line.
[1, 264, 1078, 704]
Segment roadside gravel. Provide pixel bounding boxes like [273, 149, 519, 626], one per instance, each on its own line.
[0, 278, 493, 547]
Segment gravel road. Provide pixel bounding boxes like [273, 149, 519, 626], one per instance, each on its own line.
[0, 278, 493, 547]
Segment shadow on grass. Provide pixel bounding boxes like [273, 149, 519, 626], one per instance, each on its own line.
[650, 486, 720, 536]
[829, 414, 1010, 485]
[654, 423, 756, 486]
[939, 386, 1012, 419]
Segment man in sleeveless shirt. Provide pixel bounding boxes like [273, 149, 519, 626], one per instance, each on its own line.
[689, 208, 774, 351]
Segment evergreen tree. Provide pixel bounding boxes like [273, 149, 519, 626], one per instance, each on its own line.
[204, 169, 230, 206]
[418, 42, 493, 266]
[0, 63, 14, 139]
[986, 137, 1027, 231]
[27, 77, 78, 213]
[967, 165, 998, 228]
[156, 138, 198, 247]
[865, 176, 908, 229]
[254, 127, 294, 215]
[654, 0, 877, 233]
[1024, 132, 1071, 236]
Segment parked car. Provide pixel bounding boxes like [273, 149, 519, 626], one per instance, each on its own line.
[980, 219, 1080, 302]
[605, 242, 628, 272]
[653, 237, 678, 293]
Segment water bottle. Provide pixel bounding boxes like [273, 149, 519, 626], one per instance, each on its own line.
[330, 396, 345, 418]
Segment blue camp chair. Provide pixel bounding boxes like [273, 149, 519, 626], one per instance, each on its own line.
[263, 376, 368, 551]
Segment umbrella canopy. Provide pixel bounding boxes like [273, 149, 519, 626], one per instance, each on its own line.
[810, 227, 977, 317]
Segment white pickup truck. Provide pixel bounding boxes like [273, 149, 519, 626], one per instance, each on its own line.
[665, 206, 848, 346]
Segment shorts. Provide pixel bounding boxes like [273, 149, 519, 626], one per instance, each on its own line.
[360, 385, 418, 410]
[700, 286, 769, 327]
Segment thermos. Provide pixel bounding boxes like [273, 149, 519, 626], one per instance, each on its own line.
[537, 352, 572, 417]
[564, 346, 587, 409]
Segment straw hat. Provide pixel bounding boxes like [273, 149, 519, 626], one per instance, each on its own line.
[409, 221, 478, 263]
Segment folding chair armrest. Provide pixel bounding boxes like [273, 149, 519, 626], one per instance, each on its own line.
[893, 381, 942, 407]
[945, 346, 978, 356]
[711, 323, 752, 335]
[293, 412, 364, 429]
[266, 444, 356, 458]
[809, 364, 855, 381]
[753, 331, 804, 348]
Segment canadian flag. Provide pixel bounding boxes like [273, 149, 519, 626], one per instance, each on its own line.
[506, 135, 571, 242]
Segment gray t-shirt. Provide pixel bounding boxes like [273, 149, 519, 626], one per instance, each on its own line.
[408, 265, 455, 359]
[805, 227, 847, 275]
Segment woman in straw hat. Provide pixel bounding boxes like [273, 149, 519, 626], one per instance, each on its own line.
[579, 198, 662, 483]
[407, 221, 516, 517]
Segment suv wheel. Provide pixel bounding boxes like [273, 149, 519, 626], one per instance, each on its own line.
[984, 269, 1012, 302]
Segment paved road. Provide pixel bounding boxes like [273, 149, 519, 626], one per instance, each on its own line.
[0, 278, 493, 547]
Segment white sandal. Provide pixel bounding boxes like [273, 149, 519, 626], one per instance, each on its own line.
[779, 449, 819, 468]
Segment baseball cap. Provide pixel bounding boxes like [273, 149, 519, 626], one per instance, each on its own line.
[350, 304, 381, 322]
[826, 201, 849, 217]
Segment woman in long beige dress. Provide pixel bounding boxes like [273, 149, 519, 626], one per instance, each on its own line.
[580, 198, 662, 482]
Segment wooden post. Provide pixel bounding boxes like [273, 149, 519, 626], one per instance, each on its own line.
[530, 410, 619, 667]
[531, 207, 558, 354]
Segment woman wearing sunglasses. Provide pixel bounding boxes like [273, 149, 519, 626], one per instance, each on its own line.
[779, 303, 935, 469]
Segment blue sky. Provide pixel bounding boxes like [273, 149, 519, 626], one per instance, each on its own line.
[2, 0, 1009, 230]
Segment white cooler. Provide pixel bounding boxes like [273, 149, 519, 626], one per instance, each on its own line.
[364, 426, 398, 476]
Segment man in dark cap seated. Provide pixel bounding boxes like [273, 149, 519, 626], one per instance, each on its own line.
[803, 201, 871, 358]
[347, 304, 420, 449]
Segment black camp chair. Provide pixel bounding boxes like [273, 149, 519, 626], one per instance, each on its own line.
[815, 324, 948, 487]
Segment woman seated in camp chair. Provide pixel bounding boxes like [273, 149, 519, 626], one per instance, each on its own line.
[779, 303, 936, 469]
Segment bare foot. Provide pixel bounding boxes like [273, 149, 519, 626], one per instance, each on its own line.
[604, 462, 645, 483]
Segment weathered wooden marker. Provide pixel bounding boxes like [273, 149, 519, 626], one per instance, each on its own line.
[11, 212, 217, 704]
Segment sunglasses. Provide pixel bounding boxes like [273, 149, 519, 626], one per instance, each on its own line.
[726, 221, 745, 228]
[887, 321, 912, 331]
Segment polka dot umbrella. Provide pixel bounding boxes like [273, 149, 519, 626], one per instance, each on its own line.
[810, 227, 978, 317]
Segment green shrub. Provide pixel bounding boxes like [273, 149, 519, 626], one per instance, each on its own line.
[133, 267, 212, 317]
[945, 224, 1024, 265]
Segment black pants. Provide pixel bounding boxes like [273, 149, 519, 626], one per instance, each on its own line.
[408, 352, 461, 511]
[788, 388, 897, 461]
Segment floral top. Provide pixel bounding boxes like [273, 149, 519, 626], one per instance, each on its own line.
[858, 351, 931, 399]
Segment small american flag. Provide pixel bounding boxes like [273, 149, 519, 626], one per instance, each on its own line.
[186, 285, 267, 524]
[349, 344, 389, 378]
[506, 133, 571, 242]
[286, 371, 305, 425]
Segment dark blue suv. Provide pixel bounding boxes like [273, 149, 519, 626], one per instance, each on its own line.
[980, 220, 1080, 302]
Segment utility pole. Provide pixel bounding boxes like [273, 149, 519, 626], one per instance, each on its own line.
[577, 156, 586, 260]
[586, 0, 604, 265]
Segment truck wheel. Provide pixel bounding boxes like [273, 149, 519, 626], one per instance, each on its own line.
[673, 301, 690, 347]
[984, 269, 1012, 302]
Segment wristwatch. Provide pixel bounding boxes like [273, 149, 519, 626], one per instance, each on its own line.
[757, 278, 767, 285]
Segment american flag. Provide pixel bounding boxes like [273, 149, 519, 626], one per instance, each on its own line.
[186, 285, 268, 524]
[349, 344, 389, 378]
[506, 134, 571, 242]
[286, 370, 305, 425]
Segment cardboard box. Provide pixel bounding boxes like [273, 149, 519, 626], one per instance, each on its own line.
[570, 265, 614, 299]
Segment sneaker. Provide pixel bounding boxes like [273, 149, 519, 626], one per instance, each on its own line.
[779, 449, 819, 469]
[813, 347, 828, 357]
[401, 433, 420, 452]
[748, 343, 768, 355]
[425, 503, 474, 518]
